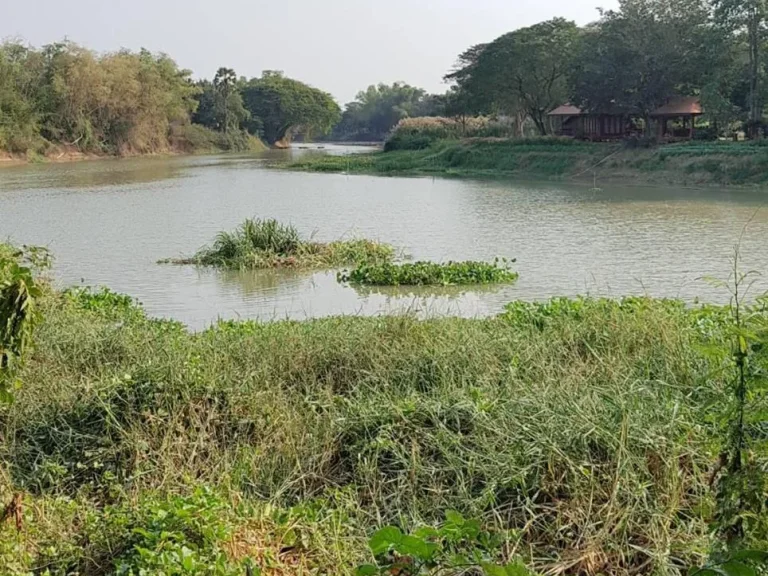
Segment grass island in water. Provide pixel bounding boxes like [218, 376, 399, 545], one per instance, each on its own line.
[338, 258, 518, 286]
[162, 218, 394, 270]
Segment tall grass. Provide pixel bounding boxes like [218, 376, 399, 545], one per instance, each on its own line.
[164, 218, 395, 269]
[3, 289, 763, 574]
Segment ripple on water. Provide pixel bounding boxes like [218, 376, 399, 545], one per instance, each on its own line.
[1, 151, 767, 329]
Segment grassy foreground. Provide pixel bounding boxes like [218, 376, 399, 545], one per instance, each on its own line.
[162, 218, 394, 270]
[288, 138, 768, 186]
[2, 285, 766, 574]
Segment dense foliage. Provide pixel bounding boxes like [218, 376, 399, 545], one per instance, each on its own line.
[1, 288, 766, 573]
[0, 245, 47, 403]
[0, 41, 202, 155]
[338, 259, 518, 286]
[239, 71, 341, 145]
[443, 0, 768, 138]
[164, 217, 394, 269]
[0, 42, 341, 155]
[569, 0, 717, 125]
[330, 83, 445, 142]
[446, 19, 580, 135]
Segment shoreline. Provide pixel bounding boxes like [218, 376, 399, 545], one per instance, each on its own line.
[0, 146, 198, 167]
[285, 138, 768, 188]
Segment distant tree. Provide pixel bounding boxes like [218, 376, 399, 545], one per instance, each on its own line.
[241, 71, 340, 145]
[332, 82, 441, 141]
[191, 80, 217, 129]
[446, 19, 580, 135]
[713, 0, 768, 137]
[212, 67, 248, 134]
[441, 86, 479, 136]
[0, 43, 42, 152]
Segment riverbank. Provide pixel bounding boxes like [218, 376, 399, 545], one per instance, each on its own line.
[288, 138, 768, 186]
[0, 128, 267, 167]
[1, 283, 760, 574]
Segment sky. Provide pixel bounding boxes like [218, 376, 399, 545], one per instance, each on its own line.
[2, 0, 617, 105]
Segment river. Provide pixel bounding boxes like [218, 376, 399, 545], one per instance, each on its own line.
[1, 146, 767, 329]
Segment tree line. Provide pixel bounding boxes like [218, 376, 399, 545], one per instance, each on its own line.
[0, 40, 341, 155]
[445, 0, 768, 138]
[4, 0, 766, 156]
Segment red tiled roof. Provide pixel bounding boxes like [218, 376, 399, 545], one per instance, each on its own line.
[651, 96, 702, 116]
[548, 104, 583, 116]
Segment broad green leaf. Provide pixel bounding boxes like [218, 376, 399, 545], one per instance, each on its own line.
[412, 526, 439, 540]
[482, 564, 509, 576]
[396, 534, 432, 560]
[369, 526, 402, 555]
[731, 550, 768, 563]
[719, 561, 756, 576]
[504, 559, 533, 576]
[445, 510, 465, 526]
[463, 518, 481, 539]
[355, 565, 378, 576]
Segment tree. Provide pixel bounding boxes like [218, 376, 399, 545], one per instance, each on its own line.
[212, 67, 248, 134]
[713, 0, 768, 137]
[446, 19, 580, 135]
[332, 82, 442, 141]
[569, 0, 714, 132]
[0, 43, 42, 152]
[241, 71, 340, 145]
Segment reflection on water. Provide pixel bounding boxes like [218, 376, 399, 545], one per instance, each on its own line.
[0, 156, 189, 191]
[347, 281, 505, 300]
[1, 149, 767, 329]
[218, 267, 313, 297]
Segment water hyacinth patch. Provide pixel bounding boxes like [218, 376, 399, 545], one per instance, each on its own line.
[338, 258, 518, 286]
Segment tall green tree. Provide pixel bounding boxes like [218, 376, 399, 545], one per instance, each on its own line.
[446, 19, 580, 134]
[569, 0, 714, 131]
[713, 0, 768, 136]
[241, 71, 340, 145]
[0, 43, 41, 152]
[212, 67, 248, 134]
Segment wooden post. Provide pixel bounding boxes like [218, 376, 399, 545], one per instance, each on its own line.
[689, 115, 695, 139]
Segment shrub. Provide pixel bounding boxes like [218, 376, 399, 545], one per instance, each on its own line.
[384, 117, 517, 151]
[164, 218, 395, 270]
[171, 124, 266, 153]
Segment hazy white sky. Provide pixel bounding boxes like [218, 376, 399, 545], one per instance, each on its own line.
[3, 0, 616, 104]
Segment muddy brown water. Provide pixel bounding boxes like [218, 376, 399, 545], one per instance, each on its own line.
[1, 145, 767, 329]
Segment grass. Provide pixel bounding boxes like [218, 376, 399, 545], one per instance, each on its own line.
[338, 259, 518, 286]
[3, 284, 766, 574]
[163, 218, 395, 269]
[288, 138, 768, 186]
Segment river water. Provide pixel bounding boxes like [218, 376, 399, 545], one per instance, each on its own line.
[1, 146, 767, 329]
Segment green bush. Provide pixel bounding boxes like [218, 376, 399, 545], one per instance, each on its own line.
[164, 218, 394, 270]
[171, 124, 265, 153]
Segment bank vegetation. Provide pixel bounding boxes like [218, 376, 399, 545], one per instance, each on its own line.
[1, 245, 767, 574]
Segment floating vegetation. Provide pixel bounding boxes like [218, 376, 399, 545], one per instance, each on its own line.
[338, 258, 517, 286]
[161, 218, 395, 270]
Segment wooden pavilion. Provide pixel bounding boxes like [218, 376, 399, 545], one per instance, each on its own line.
[548, 104, 633, 140]
[650, 97, 703, 140]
